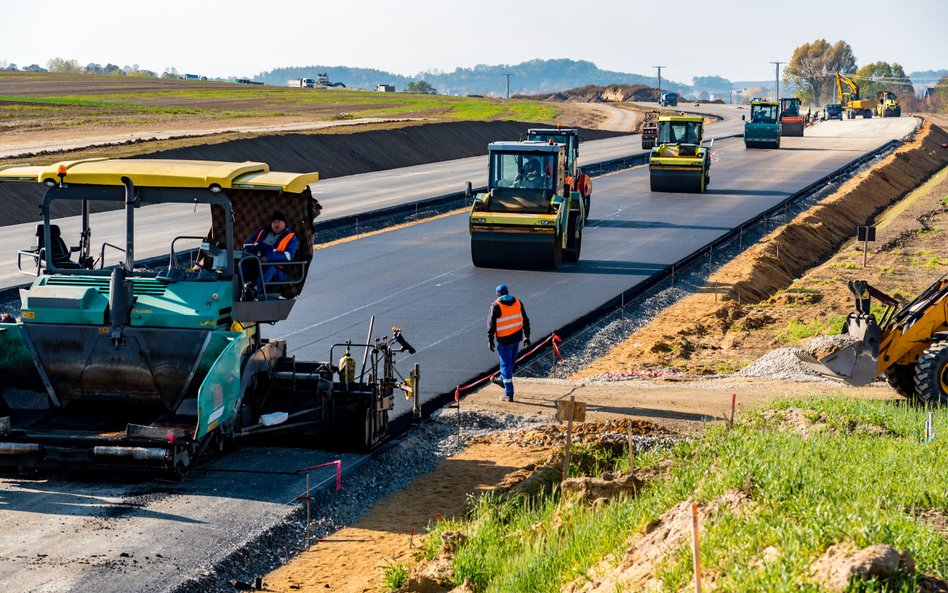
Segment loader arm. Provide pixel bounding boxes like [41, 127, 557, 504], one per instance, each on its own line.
[876, 279, 948, 374]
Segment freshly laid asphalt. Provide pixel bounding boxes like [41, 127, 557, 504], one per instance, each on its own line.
[279, 116, 916, 419]
[0, 112, 918, 593]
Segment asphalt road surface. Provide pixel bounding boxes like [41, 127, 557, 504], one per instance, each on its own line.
[279, 116, 916, 419]
[0, 104, 742, 291]
[0, 112, 916, 593]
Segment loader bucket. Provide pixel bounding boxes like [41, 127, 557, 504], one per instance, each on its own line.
[649, 167, 705, 193]
[793, 314, 882, 386]
[471, 230, 561, 269]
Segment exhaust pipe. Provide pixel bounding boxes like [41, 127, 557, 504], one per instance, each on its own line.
[0, 442, 42, 456]
[93, 446, 170, 462]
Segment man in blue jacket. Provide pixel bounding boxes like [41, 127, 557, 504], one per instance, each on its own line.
[488, 283, 531, 402]
[242, 210, 299, 296]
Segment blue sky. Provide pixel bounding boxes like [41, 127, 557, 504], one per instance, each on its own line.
[0, 0, 944, 83]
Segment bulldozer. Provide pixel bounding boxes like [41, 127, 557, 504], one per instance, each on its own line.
[876, 90, 901, 118]
[779, 97, 805, 137]
[524, 127, 592, 218]
[467, 141, 584, 269]
[648, 115, 711, 193]
[0, 159, 419, 473]
[743, 100, 781, 148]
[796, 278, 948, 404]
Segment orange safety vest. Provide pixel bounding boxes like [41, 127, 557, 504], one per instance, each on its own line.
[495, 298, 524, 338]
[254, 229, 296, 252]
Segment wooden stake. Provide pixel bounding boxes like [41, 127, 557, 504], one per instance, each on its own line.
[562, 395, 575, 482]
[691, 503, 703, 593]
[627, 420, 634, 471]
[729, 393, 736, 429]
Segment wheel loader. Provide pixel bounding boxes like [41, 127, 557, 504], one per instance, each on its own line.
[743, 100, 781, 148]
[0, 159, 419, 474]
[796, 278, 948, 404]
[467, 141, 584, 269]
[779, 97, 805, 137]
[524, 128, 592, 219]
[648, 115, 711, 193]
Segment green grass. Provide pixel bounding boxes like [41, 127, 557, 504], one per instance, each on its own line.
[425, 397, 948, 592]
[781, 315, 848, 342]
[381, 559, 410, 591]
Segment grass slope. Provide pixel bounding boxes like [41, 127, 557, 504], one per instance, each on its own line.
[421, 397, 948, 592]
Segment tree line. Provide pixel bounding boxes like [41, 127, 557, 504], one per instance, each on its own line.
[0, 58, 205, 80]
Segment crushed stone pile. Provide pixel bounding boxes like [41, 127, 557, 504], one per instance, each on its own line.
[737, 334, 862, 382]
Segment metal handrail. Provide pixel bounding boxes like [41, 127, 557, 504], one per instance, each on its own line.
[236, 253, 308, 301]
[98, 242, 127, 269]
[16, 247, 44, 276]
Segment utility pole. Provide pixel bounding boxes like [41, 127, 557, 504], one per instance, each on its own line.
[770, 61, 784, 100]
[502, 73, 514, 99]
[653, 65, 666, 101]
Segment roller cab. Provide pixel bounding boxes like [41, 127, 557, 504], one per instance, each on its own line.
[525, 128, 592, 218]
[469, 142, 584, 269]
[648, 116, 711, 193]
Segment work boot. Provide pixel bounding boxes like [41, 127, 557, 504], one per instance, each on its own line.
[490, 376, 503, 387]
[498, 394, 513, 402]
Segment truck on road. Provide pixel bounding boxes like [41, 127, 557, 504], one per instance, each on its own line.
[288, 78, 316, 88]
[659, 91, 678, 107]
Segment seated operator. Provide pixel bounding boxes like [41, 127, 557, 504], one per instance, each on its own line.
[241, 210, 298, 297]
[516, 158, 547, 190]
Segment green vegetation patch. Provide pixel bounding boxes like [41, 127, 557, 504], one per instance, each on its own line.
[422, 397, 948, 592]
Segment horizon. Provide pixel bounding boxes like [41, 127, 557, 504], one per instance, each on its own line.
[1, 0, 945, 85]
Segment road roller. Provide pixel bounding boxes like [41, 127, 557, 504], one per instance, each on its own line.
[744, 99, 782, 148]
[524, 127, 592, 219]
[648, 115, 711, 193]
[468, 141, 584, 269]
[0, 159, 418, 474]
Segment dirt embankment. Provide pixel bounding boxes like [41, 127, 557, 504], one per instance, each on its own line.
[0, 120, 623, 226]
[517, 84, 660, 103]
[577, 121, 948, 377]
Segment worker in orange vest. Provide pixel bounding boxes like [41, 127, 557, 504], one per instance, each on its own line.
[488, 284, 531, 402]
[241, 210, 299, 297]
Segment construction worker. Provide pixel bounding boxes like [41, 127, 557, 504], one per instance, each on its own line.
[241, 210, 299, 297]
[488, 284, 531, 402]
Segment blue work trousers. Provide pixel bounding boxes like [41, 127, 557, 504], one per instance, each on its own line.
[496, 341, 519, 398]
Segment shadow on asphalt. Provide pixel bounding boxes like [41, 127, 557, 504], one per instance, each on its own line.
[558, 260, 667, 275]
[587, 219, 731, 232]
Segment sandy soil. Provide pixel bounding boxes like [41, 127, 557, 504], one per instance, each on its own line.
[261, 374, 891, 591]
[554, 103, 644, 133]
[577, 122, 948, 377]
[261, 441, 551, 593]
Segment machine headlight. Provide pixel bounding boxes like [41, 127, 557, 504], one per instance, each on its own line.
[474, 218, 486, 223]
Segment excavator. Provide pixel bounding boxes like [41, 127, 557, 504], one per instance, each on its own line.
[835, 72, 877, 119]
[796, 278, 948, 404]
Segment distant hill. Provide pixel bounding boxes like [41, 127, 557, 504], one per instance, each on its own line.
[909, 70, 947, 84]
[254, 59, 687, 96]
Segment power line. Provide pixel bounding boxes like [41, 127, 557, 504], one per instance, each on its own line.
[770, 61, 784, 100]
[501, 73, 514, 99]
[653, 65, 666, 99]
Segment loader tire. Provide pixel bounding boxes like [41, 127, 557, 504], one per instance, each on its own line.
[883, 365, 917, 401]
[914, 342, 948, 406]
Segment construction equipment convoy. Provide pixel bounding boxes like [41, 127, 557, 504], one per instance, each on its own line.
[0, 159, 419, 473]
[743, 99, 781, 149]
[798, 278, 948, 405]
[468, 141, 584, 269]
[779, 97, 805, 137]
[524, 127, 592, 218]
[648, 115, 711, 193]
